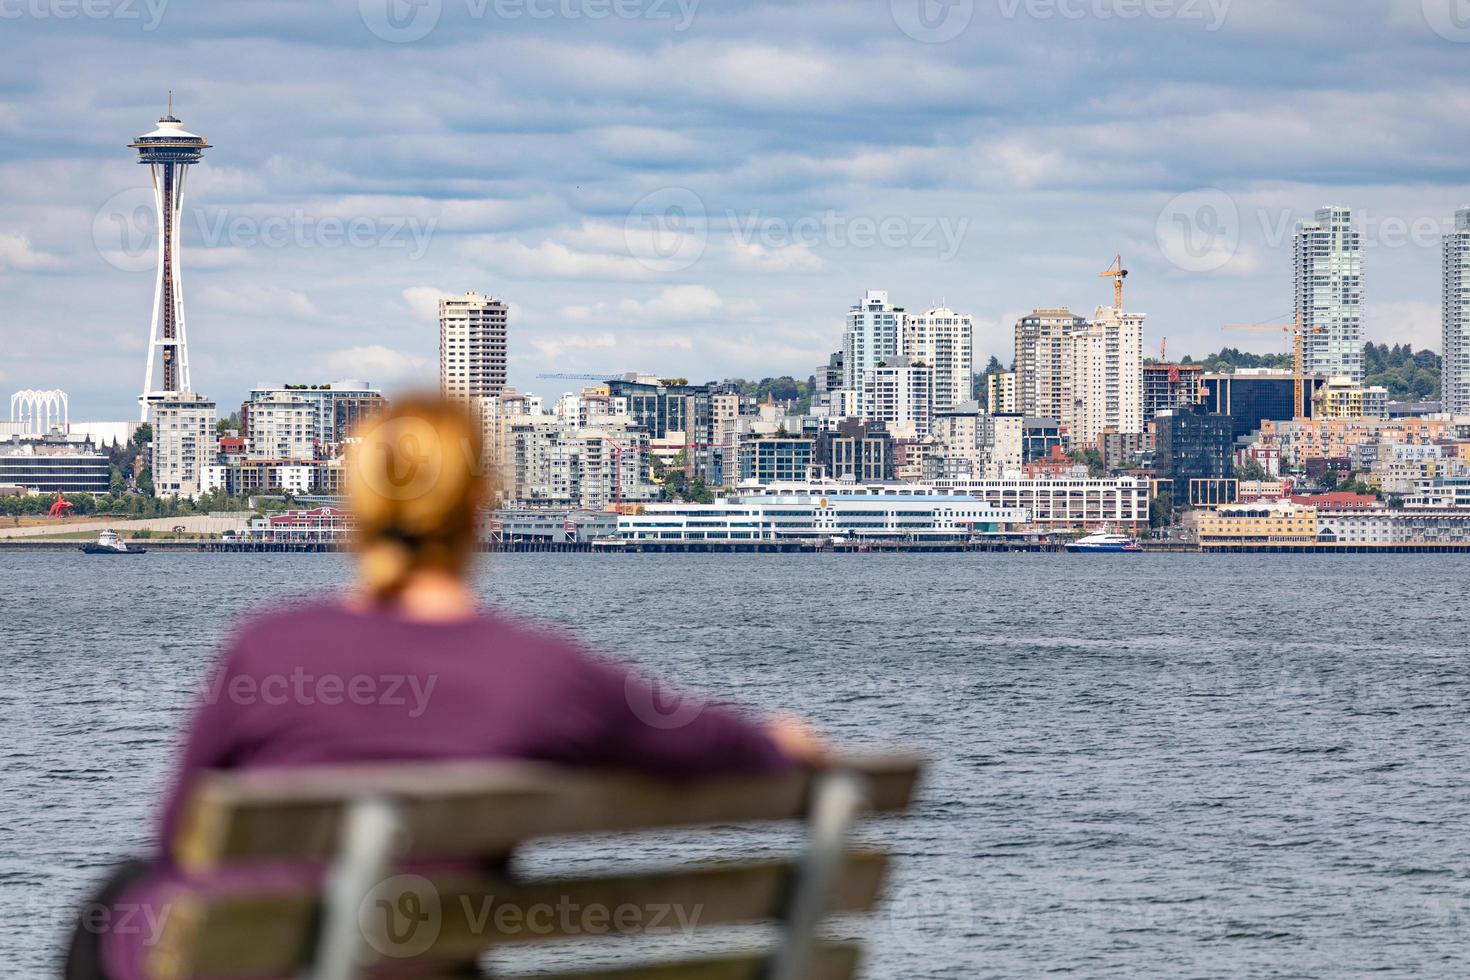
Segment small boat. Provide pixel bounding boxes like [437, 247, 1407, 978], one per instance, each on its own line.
[81, 529, 147, 555]
[1066, 530, 1143, 553]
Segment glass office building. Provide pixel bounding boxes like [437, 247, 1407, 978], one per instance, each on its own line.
[1198, 373, 1325, 440]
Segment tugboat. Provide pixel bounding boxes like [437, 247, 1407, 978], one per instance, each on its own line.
[81, 529, 146, 555]
[1065, 529, 1144, 553]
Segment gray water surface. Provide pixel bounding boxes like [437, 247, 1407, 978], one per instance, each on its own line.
[2, 552, 1467, 976]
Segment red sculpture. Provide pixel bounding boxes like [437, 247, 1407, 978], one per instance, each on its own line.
[47, 491, 74, 518]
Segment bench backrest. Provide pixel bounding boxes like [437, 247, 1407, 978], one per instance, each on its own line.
[145, 754, 922, 980]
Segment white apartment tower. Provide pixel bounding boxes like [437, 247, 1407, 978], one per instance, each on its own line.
[862, 356, 934, 437]
[1014, 308, 1086, 425]
[148, 391, 217, 499]
[1444, 207, 1470, 415]
[439, 292, 509, 399]
[1295, 206, 1365, 381]
[245, 393, 318, 461]
[1071, 306, 1145, 446]
[903, 306, 974, 413]
[842, 290, 904, 416]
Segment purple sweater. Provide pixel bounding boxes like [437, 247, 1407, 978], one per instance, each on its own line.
[103, 601, 789, 978]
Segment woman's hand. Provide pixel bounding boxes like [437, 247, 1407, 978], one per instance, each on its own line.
[765, 713, 828, 765]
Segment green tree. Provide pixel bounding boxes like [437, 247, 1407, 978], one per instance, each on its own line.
[137, 468, 154, 496]
[972, 355, 1005, 402]
[1234, 458, 1269, 482]
[721, 376, 814, 409]
[1361, 341, 1441, 399]
[1149, 491, 1174, 529]
[1069, 447, 1105, 478]
[109, 465, 126, 496]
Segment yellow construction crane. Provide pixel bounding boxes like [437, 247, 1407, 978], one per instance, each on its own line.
[1099, 254, 1128, 310]
[1221, 312, 1324, 419]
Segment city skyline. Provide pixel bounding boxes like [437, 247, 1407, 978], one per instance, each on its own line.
[2, 4, 1470, 419]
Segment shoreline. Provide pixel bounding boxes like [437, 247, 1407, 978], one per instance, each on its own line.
[5, 538, 1469, 554]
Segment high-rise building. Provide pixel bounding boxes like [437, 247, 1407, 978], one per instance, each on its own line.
[1155, 404, 1233, 499]
[148, 391, 217, 498]
[439, 292, 509, 399]
[1142, 363, 1204, 422]
[1070, 306, 1145, 446]
[1443, 207, 1470, 415]
[842, 290, 904, 415]
[242, 381, 386, 456]
[862, 356, 934, 437]
[985, 372, 1017, 414]
[130, 103, 211, 422]
[902, 307, 974, 413]
[1295, 206, 1364, 381]
[243, 393, 319, 461]
[1014, 308, 1085, 426]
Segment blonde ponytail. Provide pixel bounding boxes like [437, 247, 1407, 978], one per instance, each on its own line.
[346, 396, 488, 602]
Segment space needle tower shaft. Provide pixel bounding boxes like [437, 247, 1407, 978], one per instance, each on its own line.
[129, 95, 211, 421]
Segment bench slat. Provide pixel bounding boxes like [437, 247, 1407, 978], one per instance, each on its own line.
[498, 942, 862, 980]
[161, 852, 887, 977]
[175, 755, 922, 872]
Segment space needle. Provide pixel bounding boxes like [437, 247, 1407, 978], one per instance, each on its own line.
[129, 95, 210, 421]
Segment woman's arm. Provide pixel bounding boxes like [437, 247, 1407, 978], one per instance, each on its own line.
[557, 651, 822, 778]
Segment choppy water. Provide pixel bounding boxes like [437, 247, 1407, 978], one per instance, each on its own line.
[3, 552, 1468, 977]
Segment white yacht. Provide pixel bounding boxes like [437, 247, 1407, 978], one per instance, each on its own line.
[1065, 530, 1143, 553]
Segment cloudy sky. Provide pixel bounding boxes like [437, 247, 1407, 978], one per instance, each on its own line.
[2, 0, 1469, 418]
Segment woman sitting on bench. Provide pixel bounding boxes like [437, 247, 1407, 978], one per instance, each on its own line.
[73, 395, 823, 980]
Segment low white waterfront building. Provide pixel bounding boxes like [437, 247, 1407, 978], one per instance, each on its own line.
[745, 476, 1151, 533]
[934, 475, 1152, 533]
[1317, 508, 1470, 545]
[616, 489, 1027, 544]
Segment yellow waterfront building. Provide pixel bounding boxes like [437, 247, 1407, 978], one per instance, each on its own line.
[1196, 501, 1319, 547]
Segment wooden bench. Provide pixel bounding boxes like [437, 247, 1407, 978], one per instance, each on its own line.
[144, 754, 923, 979]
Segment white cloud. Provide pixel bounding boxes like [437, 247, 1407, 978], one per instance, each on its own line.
[402, 286, 446, 321]
[315, 345, 431, 386]
[529, 331, 694, 366]
[200, 284, 317, 317]
[0, 233, 63, 272]
[1372, 300, 1442, 351]
[463, 237, 658, 281]
[729, 241, 825, 274]
[529, 332, 619, 361]
[561, 285, 726, 323]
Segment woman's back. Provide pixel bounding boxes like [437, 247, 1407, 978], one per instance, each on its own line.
[160, 601, 787, 845]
